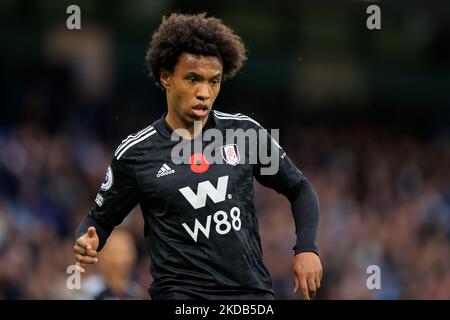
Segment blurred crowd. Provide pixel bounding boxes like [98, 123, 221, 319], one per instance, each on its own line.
[0, 121, 449, 299]
[260, 124, 450, 299]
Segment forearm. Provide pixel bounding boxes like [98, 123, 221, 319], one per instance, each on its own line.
[291, 177, 320, 255]
[75, 215, 112, 251]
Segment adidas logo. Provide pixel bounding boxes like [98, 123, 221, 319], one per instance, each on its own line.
[157, 164, 175, 178]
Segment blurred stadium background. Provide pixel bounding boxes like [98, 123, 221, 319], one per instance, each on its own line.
[0, 0, 449, 299]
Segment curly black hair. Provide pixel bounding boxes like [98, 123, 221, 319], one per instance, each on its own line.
[145, 12, 247, 88]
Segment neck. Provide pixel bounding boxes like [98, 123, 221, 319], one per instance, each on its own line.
[165, 110, 208, 140]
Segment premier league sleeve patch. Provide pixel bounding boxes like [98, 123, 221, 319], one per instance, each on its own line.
[100, 166, 114, 191]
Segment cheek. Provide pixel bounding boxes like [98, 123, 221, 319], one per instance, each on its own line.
[211, 86, 221, 100]
[171, 89, 185, 108]
[173, 85, 193, 104]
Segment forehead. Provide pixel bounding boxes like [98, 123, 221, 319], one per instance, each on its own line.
[174, 53, 223, 75]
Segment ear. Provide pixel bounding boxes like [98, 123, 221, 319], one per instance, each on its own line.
[160, 69, 170, 90]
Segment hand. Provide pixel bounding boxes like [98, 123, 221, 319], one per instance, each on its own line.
[73, 226, 99, 273]
[293, 252, 323, 300]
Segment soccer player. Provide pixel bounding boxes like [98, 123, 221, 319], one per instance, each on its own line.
[74, 12, 322, 300]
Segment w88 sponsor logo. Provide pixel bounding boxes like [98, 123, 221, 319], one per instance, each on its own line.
[182, 207, 241, 242]
[178, 175, 243, 241]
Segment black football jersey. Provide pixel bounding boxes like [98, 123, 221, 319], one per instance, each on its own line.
[85, 110, 307, 299]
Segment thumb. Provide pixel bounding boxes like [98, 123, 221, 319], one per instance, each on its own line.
[87, 226, 97, 239]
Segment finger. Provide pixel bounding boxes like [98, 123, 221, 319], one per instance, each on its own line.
[76, 246, 97, 257]
[85, 249, 97, 257]
[78, 254, 98, 264]
[307, 277, 316, 299]
[315, 274, 321, 289]
[75, 253, 98, 264]
[293, 276, 299, 294]
[74, 253, 86, 264]
[73, 245, 86, 255]
[87, 227, 97, 239]
[300, 277, 310, 300]
[74, 246, 97, 257]
[307, 276, 316, 293]
[76, 238, 88, 249]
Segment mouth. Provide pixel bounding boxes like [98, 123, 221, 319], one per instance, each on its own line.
[191, 105, 209, 118]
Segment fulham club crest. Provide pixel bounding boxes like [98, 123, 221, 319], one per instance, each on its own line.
[221, 144, 240, 166]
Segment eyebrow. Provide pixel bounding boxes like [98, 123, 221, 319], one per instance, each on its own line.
[185, 72, 222, 80]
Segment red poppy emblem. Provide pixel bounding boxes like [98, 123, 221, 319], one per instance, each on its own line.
[190, 153, 210, 173]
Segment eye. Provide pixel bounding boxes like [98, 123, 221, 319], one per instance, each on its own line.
[187, 77, 198, 84]
[210, 79, 220, 86]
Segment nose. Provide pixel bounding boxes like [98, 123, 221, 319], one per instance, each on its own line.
[196, 83, 210, 101]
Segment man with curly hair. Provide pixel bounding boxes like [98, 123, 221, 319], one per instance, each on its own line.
[74, 12, 322, 300]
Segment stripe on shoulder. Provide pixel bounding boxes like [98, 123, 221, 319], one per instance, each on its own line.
[213, 110, 262, 127]
[213, 110, 282, 150]
[114, 125, 153, 157]
[114, 126, 157, 160]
